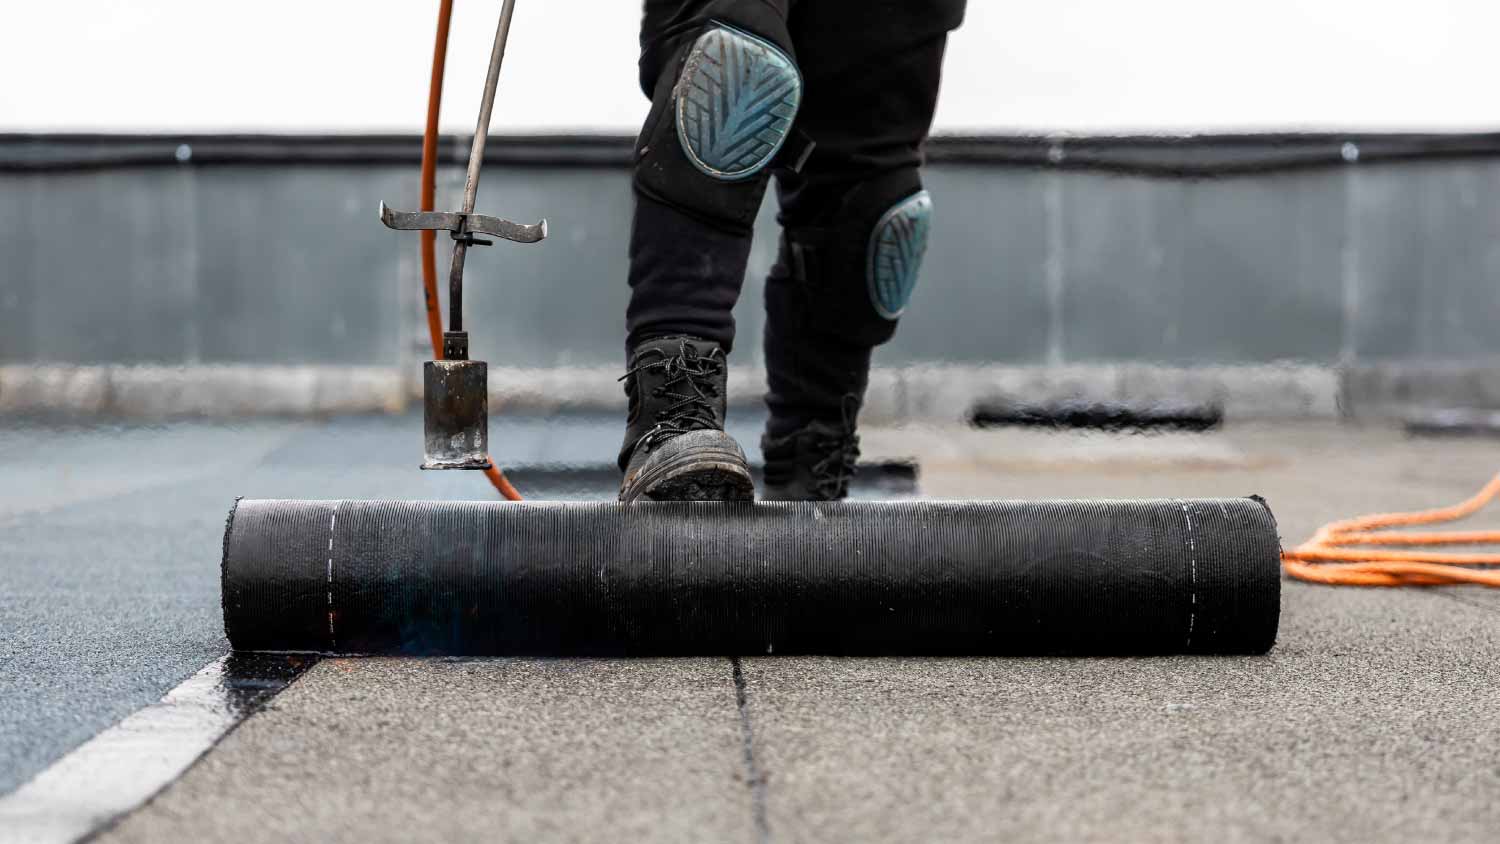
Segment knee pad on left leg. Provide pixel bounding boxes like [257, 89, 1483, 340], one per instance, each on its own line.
[776, 170, 934, 347]
[866, 189, 933, 321]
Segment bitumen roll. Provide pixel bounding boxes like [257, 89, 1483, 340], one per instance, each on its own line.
[222, 498, 1281, 656]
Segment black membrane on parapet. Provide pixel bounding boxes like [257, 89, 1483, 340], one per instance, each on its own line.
[222, 498, 1282, 657]
[969, 399, 1224, 433]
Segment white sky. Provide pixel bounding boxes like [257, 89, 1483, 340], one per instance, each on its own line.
[2, 1, 1498, 133]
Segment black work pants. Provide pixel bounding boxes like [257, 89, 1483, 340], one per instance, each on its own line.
[624, 0, 966, 355]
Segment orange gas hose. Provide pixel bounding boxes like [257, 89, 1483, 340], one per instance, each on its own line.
[419, 0, 452, 359]
[1282, 471, 1500, 586]
[421, 0, 523, 501]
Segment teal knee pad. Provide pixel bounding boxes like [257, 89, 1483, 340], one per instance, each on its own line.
[676, 23, 801, 181]
[867, 190, 933, 320]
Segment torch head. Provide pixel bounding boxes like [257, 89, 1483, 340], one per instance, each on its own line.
[422, 358, 491, 470]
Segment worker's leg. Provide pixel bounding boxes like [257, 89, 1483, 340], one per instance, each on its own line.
[619, 0, 802, 501]
[761, 0, 966, 500]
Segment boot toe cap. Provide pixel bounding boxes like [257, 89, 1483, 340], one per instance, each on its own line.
[620, 429, 754, 502]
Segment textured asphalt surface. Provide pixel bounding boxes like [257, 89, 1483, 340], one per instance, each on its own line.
[106, 658, 756, 843]
[0, 409, 912, 798]
[7, 413, 1500, 841]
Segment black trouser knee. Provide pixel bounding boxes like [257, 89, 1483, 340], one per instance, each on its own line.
[760, 0, 961, 434]
[625, 1, 800, 354]
[763, 166, 932, 435]
[626, 0, 966, 368]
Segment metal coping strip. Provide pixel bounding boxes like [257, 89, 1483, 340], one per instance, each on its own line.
[0, 653, 316, 844]
[6, 132, 1500, 176]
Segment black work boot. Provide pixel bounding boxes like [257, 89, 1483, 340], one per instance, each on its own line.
[760, 233, 881, 502]
[618, 336, 754, 503]
[761, 410, 862, 501]
[761, 273, 870, 502]
[760, 168, 930, 501]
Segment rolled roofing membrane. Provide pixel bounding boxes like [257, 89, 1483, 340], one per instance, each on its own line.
[223, 498, 1281, 656]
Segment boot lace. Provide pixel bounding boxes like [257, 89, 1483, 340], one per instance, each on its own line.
[620, 340, 725, 453]
[808, 395, 861, 499]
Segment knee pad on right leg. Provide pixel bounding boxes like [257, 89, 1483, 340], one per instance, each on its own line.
[634, 21, 803, 233]
[677, 24, 800, 181]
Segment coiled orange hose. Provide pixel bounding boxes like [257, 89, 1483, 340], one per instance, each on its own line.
[421, 0, 523, 501]
[1283, 471, 1500, 586]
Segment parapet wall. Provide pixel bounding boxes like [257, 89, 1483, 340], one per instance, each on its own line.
[2, 134, 1497, 418]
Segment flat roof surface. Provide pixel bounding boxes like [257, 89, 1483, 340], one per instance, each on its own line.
[3, 412, 1499, 841]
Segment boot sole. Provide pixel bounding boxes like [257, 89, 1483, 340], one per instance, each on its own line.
[620, 442, 754, 504]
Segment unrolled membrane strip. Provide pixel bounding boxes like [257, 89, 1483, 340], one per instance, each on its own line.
[222, 498, 1281, 656]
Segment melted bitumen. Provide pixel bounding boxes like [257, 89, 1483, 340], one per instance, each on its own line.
[207, 652, 318, 715]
